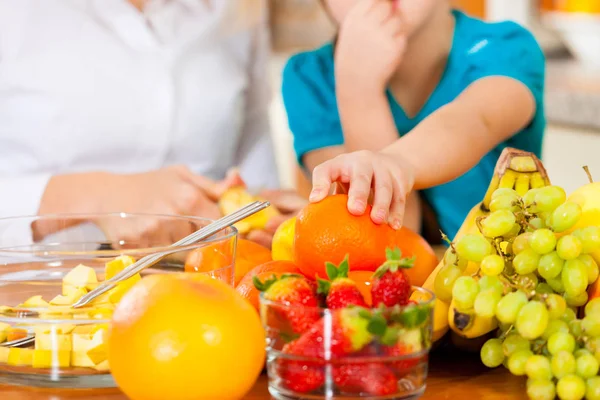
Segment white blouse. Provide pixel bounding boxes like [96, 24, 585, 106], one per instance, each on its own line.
[0, 0, 279, 219]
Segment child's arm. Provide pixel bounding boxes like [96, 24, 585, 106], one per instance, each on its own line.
[310, 75, 536, 228]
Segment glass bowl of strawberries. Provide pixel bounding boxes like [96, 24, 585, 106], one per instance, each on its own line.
[258, 249, 435, 399]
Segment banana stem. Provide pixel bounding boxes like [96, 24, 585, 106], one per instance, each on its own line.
[584, 166, 594, 183]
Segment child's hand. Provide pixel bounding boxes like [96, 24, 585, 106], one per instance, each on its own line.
[309, 150, 415, 230]
[335, 0, 406, 91]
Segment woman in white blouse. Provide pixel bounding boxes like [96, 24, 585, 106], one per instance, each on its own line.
[0, 0, 294, 242]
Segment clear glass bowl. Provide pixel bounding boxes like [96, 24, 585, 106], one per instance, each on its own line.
[260, 286, 435, 400]
[0, 213, 237, 388]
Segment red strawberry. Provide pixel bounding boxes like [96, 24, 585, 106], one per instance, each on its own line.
[382, 327, 425, 375]
[276, 341, 325, 393]
[371, 248, 413, 307]
[288, 308, 374, 359]
[254, 274, 320, 333]
[333, 362, 397, 396]
[317, 256, 367, 309]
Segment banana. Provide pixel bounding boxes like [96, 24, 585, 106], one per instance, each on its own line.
[415, 148, 551, 344]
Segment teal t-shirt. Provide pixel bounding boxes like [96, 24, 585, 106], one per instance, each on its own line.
[281, 10, 546, 240]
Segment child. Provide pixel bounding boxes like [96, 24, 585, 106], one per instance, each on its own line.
[282, 0, 545, 240]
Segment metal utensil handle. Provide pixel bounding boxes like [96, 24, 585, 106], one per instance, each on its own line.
[1, 335, 35, 348]
[108, 201, 266, 283]
[73, 201, 269, 308]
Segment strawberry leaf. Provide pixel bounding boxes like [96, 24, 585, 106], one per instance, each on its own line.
[280, 332, 300, 344]
[357, 308, 372, 320]
[379, 325, 400, 346]
[317, 278, 331, 295]
[338, 255, 350, 278]
[367, 313, 388, 336]
[391, 305, 430, 329]
[325, 262, 338, 280]
[386, 247, 402, 262]
[252, 274, 279, 292]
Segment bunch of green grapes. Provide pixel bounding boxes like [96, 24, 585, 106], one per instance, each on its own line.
[437, 185, 600, 399]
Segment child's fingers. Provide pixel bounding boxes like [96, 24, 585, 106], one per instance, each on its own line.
[367, 0, 394, 23]
[347, 160, 374, 215]
[370, 164, 394, 225]
[388, 180, 407, 230]
[310, 159, 345, 202]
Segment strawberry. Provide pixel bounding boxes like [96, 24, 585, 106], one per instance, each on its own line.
[371, 248, 414, 307]
[382, 327, 426, 375]
[317, 256, 367, 309]
[288, 307, 375, 359]
[277, 341, 325, 393]
[333, 362, 397, 396]
[254, 274, 319, 333]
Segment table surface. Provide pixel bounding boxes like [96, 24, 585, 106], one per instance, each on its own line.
[0, 348, 527, 400]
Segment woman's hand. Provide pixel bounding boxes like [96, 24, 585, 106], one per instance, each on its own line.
[36, 165, 239, 246]
[309, 150, 415, 230]
[246, 189, 308, 248]
[335, 0, 406, 92]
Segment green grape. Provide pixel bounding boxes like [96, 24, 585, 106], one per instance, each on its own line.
[516, 273, 539, 291]
[548, 331, 576, 355]
[434, 264, 462, 303]
[561, 259, 588, 297]
[480, 338, 505, 368]
[504, 223, 522, 239]
[585, 298, 600, 317]
[508, 349, 533, 376]
[579, 254, 599, 284]
[526, 379, 556, 400]
[550, 202, 583, 233]
[535, 185, 567, 212]
[482, 210, 517, 238]
[582, 316, 600, 337]
[573, 226, 600, 254]
[547, 275, 566, 293]
[502, 333, 531, 357]
[546, 294, 567, 319]
[455, 234, 492, 263]
[536, 282, 554, 295]
[565, 291, 588, 307]
[586, 376, 600, 400]
[537, 251, 565, 280]
[576, 353, 600, 378]
[474, 290, 502, 318]
[542, 319, 569, 340]
[530, 229, 557, 255]
[496, 290, 529, 325]
[523, 188, 541, 213]
[570, 320, 584, 337]
[557, 235, 583, 260]
[525, 354, 553, 380]
[552, 351, 577, 379]
[574, 349, 592, 358]
[478, 275, 504, 296]
[492, 188, 520, 201]
[480, 254, 505, 276]
[514, 249, 541, 275]
[556, 374, 586, 400]
[490, 195, 519, 213]
[452, 276, 480, 309]
[561, 307, 577, 323]
[513, 232, 533, 255]
[529, 217, 546, 230]
[516, 301, 550, 340]
[443, 249, 468, 272]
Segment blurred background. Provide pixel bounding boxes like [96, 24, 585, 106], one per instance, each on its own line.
[267, 0, 600, 197]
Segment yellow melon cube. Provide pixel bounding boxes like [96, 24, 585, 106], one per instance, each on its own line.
[32, 349, 70, 368]
[7, 348, 33, 366]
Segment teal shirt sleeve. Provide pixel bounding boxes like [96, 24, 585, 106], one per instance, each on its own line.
[281, 44, 343, 166]
[465, 22, 546, 124]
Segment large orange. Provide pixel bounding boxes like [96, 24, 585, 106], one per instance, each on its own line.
[108, 274, 265, 400]
[294, 194, 438, 282]
[235, 260, 302, 311]
[185, 239, 272, 286]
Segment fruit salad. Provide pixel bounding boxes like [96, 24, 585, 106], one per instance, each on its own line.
[0, 255, 140, 373]
[257, 249, 434, 399]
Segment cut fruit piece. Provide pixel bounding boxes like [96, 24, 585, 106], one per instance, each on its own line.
[20, 295, 49, 308]
[7, 348, 34, 366]
[0, 322, 10, 333]
[63, 264, 98, 293]
[32, 350, 70, 368]
[86, 342, 108, 365]
[34, 332, 72, 351]
[71, 351, 95, 368]
[218, 186, 280, 234]
[6, 328, 28, 342]
[0, 331, 6, 343]
[0, 347, 8, 363]
[50, 288, 87, 306]
[94, 359, 110, 371]
[93, 274, 141, 305]
[105, 255, 136, 280]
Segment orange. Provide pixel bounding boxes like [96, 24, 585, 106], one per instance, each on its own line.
[185, 239, 272, 286]
[348, 270, 374, 306]
[235, 260, 302, 311]
[294, 194, 438, 280]
[109, 274, 265, 400]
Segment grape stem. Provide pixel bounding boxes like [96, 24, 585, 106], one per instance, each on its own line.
[584, 165, 594, 183]
[475, 216, 485, 235]
[498, 324, 514, 340]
